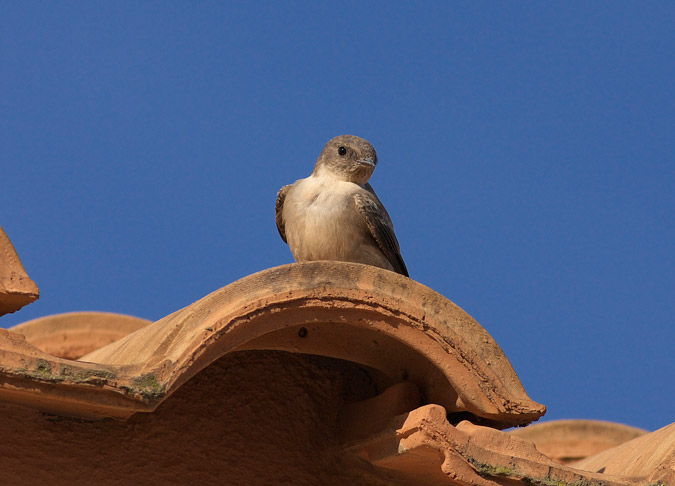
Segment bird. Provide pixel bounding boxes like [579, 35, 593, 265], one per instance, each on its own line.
[275, 135, 408, 277]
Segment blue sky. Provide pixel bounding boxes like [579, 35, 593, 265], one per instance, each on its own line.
[2, 3, 673, 431]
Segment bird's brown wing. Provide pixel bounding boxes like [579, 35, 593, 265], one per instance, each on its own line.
[275, 184, 292, 243]
[354, 186, 409, 277]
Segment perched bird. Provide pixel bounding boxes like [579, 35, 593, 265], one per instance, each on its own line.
[275, 135, 408, 276]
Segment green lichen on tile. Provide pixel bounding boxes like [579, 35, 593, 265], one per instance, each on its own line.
[467, 457, 518, 478]
[8, 358, 119, 388]
[522, 476, 592, 486]
[35, 359, 52, 377]
[16, 360, 59, 382]
[7, 361, 58, 383]
[469, 458, 595, 486]
[125, 373, 165, 399]
[61, 367, 118, 382]
[471, 461, 517, 477]
[84, 368, 117, 380]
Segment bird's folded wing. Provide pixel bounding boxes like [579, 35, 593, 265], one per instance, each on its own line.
[275, 185, 292, 243]
[354, 191, 409, 277]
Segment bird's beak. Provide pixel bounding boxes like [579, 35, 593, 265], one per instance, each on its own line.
[358, 157, 375, 167]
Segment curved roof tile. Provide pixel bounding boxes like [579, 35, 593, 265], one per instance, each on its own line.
[509, 419, 647, 464]
[0, 262, 545, 427]
[0, 227, 39, 316]
[9, 311, 151, 359]
[572, 422, 675, 484]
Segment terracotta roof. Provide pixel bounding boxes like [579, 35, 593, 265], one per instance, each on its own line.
[1, 229, 672, 485]
[1, 262, 544, 427]
[9, 311, 150, 360]
[509, 419, 647, 464]
[0, 227, 39, 316]
[572, 422, 675, 483]
[343, 402, 665, 486]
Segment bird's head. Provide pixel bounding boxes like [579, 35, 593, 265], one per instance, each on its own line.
[314, 135, 378, 184]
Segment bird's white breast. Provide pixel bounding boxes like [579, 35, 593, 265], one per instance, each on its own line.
[283, 174, 380, 265]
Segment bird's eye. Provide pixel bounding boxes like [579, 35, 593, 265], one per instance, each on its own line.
[338, 146, 347, 156]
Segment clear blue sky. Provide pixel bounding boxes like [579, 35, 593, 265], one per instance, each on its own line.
[2, 3, 673, 431]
